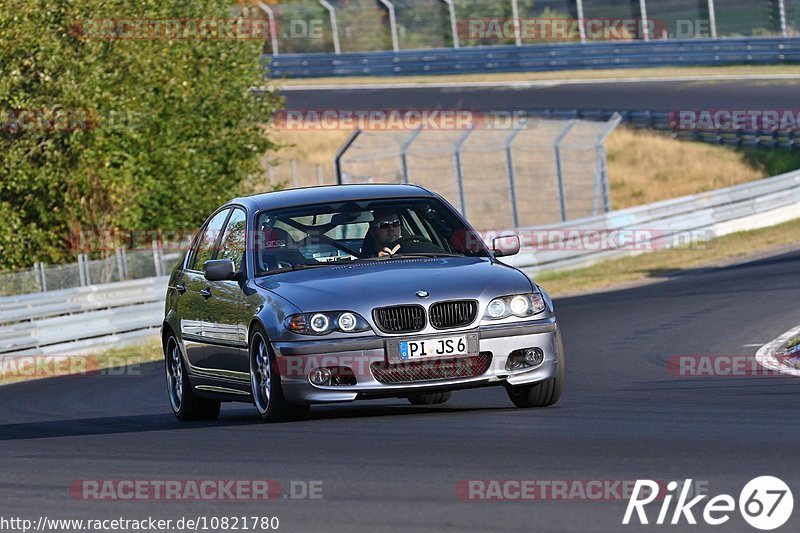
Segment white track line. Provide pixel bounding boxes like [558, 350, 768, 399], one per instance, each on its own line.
[756, 324, 800, 377]
[278, 74, 800, 92]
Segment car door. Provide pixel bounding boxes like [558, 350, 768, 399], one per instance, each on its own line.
[203, 207, 250, 376]
[178, 207, 231, 374]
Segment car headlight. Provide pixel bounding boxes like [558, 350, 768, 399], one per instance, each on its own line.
[483, 293, 546, 320]
[309, 313, 329, 333]
[286, 311, 370, 335]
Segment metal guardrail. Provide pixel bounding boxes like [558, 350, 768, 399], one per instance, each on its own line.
[267, 37, 800, 78]
[0, 277, 168, 356]
[503, 169, 800, 275]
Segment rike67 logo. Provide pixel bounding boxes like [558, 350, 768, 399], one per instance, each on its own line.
[623, 477, 794, 530]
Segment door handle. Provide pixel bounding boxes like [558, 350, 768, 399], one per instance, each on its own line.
[175, 283, 187, 295]
[200, 287, 213, 299]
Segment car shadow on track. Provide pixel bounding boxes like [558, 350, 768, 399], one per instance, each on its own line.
[0, 414, 253, 442]
[0, 403, 521, 441]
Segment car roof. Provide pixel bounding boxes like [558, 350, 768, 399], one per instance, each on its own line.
[229, 184, 436, 212]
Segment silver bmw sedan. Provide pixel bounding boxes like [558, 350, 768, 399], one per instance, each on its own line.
[162, 184, 564, 422]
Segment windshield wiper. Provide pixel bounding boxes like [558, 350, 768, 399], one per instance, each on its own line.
[378, 253, 464, 259]
[258, 258, 361, 276]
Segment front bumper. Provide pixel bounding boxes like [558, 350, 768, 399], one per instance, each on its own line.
[271, 318, 561, 404]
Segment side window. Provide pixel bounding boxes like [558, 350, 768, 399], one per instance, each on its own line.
[190, 208, 231, 271]
[217, 208, 247, 272]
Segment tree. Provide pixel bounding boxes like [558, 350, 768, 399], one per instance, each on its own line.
[0, 0, 282, 270]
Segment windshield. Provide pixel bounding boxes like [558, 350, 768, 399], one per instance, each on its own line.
[253, 197, 488, 276]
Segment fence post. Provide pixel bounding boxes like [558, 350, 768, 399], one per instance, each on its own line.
[378, 0, 400, 52]
[639, 0, 650, 41]
[116, 247, 128, 281]
[334, 130, 362, 184]
[442, 0, 460, 49]
[319, 0, 341, 54]
[504, 121, 527, 227]
[316, 164, 324, 186]
[453, 126, 474, 216]
[779, 0, 787, 37]
[257, 2, 280, 55]
[510, 0, 522, 46]
[268, 164, 275, 187]
[594, 113, 623, 214]
[707, 0, 717, 38]
[35, 262, 47, 292]
[553, 120, 576, 222]
[575, 0, 587, 44]
[78, 254, 88, 286]
[153, 239, 163, 277]
[290, 159, 298, 188]
[400, 127, 423, 184]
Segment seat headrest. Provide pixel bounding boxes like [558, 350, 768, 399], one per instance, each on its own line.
[258, 226, 293, 250]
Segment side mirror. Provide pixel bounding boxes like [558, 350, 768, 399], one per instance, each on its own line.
[204, 259, 237, 281]
[492, 235, 521, 257]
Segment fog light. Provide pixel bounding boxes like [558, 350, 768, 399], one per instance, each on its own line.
[309, 367, 332, 385]
[524, 348, 544, 367]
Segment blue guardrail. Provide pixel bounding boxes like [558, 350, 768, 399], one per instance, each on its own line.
[266, 37, 800, 79]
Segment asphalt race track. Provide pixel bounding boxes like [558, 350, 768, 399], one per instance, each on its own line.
[1, 249, 798, 532]
[282, 78, 800, 113]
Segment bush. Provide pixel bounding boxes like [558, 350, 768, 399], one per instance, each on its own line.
[0, 0, 281, 270]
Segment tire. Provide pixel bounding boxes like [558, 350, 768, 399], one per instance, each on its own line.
[250, 327, 310, 422]
[165, 335, 221, 421]
[407, 391, 453, 405]
[505, 330, 565, 408]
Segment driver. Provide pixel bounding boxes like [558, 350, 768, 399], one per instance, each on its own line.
[362, 208, 403, 258]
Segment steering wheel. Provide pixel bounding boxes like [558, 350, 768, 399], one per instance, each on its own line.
[389, 235, 431, 250]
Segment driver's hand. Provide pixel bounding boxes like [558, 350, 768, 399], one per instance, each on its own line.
[378, 244, 401, 257]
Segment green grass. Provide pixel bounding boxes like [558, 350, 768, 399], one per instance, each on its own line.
[742, 149, 800, 178]
[0, 335, 162, 386]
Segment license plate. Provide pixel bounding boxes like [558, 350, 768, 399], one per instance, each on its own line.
[398, 336, 468, 361]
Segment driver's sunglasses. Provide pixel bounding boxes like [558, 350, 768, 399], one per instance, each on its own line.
[375, 219, 401, 229]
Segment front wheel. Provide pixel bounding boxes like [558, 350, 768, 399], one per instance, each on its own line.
[250, 328, 309, 422]
[505, 331, 565, 408]
[165, 335, 220, 421]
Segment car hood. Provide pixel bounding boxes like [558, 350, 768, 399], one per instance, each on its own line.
[254, 257, 533, 312]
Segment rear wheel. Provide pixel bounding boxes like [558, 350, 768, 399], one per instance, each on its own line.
[407, 391, 453, 405]
[165, 335, 220, 421]
[505, 330, 565, 408]
[250, 328, 309, 422]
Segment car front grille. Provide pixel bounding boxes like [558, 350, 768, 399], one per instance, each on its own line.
[370, 353, 492, 384]
[373, 305, 426, 333]
[429, 300, 478, 329]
